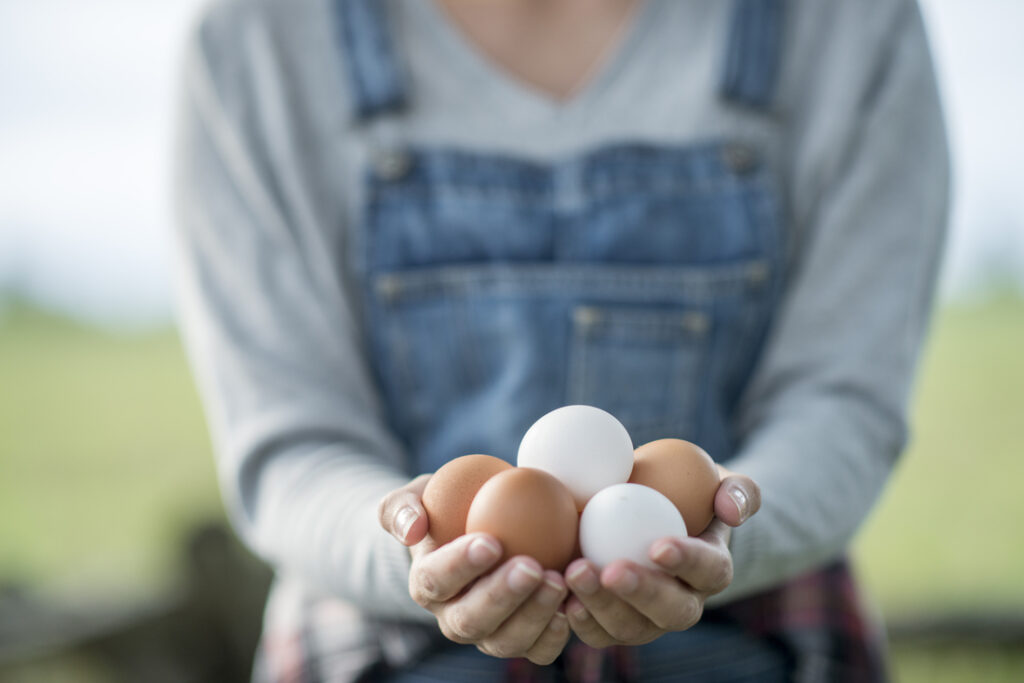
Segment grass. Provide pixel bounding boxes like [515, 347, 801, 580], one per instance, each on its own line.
[853, 294, 1024, 682]
[1, 294, 1023, 682]
[888, 644, 1024, 683]
[853, 294, 1024, 614]
[0, 302, 222, 595]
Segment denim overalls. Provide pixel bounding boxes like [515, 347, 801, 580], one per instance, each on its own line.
[343, 0, 785, 475]
[331, 0, 838, 680]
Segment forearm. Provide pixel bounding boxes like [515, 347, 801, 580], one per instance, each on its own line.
[710, 398, 900, 604]
[229, 440, 430, 620]
[174, 20, 429, 618]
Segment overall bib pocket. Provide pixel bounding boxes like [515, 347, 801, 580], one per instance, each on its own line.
[568, 304, 711, 447]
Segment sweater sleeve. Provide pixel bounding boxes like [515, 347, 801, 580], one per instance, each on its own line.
[713, 0, 950, 604]
[172, 8, 430, 621]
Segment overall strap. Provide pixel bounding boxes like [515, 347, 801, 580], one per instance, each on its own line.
[334, 0, 408, 120]
[720, 0, 786, 108]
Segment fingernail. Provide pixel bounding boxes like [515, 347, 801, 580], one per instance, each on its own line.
[652, 541, 682, 567]
[728, 485, 749, 522]
[568, 602, 589, 622]
[551, 611, 569, 632]
[538, 577, 565, 606]
[566, 563, 599, 596]
[508, 561, 543, 593]
[610, 568, 638, 595]
[395, 506, 418, 541]
[468, 536, 501, 567]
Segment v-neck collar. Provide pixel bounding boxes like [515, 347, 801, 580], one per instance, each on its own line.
[412, 0, 661, 123]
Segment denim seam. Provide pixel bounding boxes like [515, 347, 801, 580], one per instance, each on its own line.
[372, 178, 764, 205]
[374, 262, 771, 304]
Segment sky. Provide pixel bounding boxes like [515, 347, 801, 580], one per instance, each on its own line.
[0, 0, 1022, 326]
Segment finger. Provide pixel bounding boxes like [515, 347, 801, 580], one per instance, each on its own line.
[524, 612, 571, 666]
[379, 474, 431, 545]
[697, 517, 732, 548]
[650, 526, 733, 595]
[481, 570, 567, 658]
[408, 533, 502, 606]
[565, 560, 658, 644]
[601, 560, 703, 632]
[714, 465, 761, 527]
[438, 556, 545, 643]
[564, 597, 617, 649]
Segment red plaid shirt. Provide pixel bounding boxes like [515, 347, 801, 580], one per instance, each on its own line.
[255, 559, 887, 682]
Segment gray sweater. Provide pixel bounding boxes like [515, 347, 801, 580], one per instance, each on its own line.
[174, 0, 948, 625]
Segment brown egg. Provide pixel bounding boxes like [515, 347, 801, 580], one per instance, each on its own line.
[466, 467, 578, 571]
[629, 439, 720, 536]
[421, 454, 512, 547]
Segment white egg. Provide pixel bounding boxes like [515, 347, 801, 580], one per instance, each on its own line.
[579, 483, 687, 570]
[517, 405, 634, 508]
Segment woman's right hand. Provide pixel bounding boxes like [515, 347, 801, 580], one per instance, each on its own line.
[378, 476, 571, 665]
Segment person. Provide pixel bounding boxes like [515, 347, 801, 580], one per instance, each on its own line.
[174, 0, 949, 680]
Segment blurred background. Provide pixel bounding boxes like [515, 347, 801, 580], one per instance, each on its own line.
[1, 0, 1022, 681]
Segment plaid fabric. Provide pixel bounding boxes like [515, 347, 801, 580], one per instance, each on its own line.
[707, 559, 889, 683]
[254, 559, 887, 683]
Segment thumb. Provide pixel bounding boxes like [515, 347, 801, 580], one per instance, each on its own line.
[714, 465, 761, 527]
[378, 473, 431, 545]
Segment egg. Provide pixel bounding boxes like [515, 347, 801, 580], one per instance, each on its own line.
[421, 454, 512, 546]
[579, 483, 686, 570]
[628, 439, 720, 536]
[466, 467, 578, 571]
[517, 405, 634, 509]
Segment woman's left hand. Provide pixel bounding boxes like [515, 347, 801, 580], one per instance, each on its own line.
[563, 467, 759, 647]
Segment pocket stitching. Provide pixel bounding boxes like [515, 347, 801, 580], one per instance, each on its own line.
[567, 304, 711, 438]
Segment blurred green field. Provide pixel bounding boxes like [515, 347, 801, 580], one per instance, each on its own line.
[0, 303, 222, 595]
[854, 294, 1024, 614]
[1, 294, 1023, 681]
